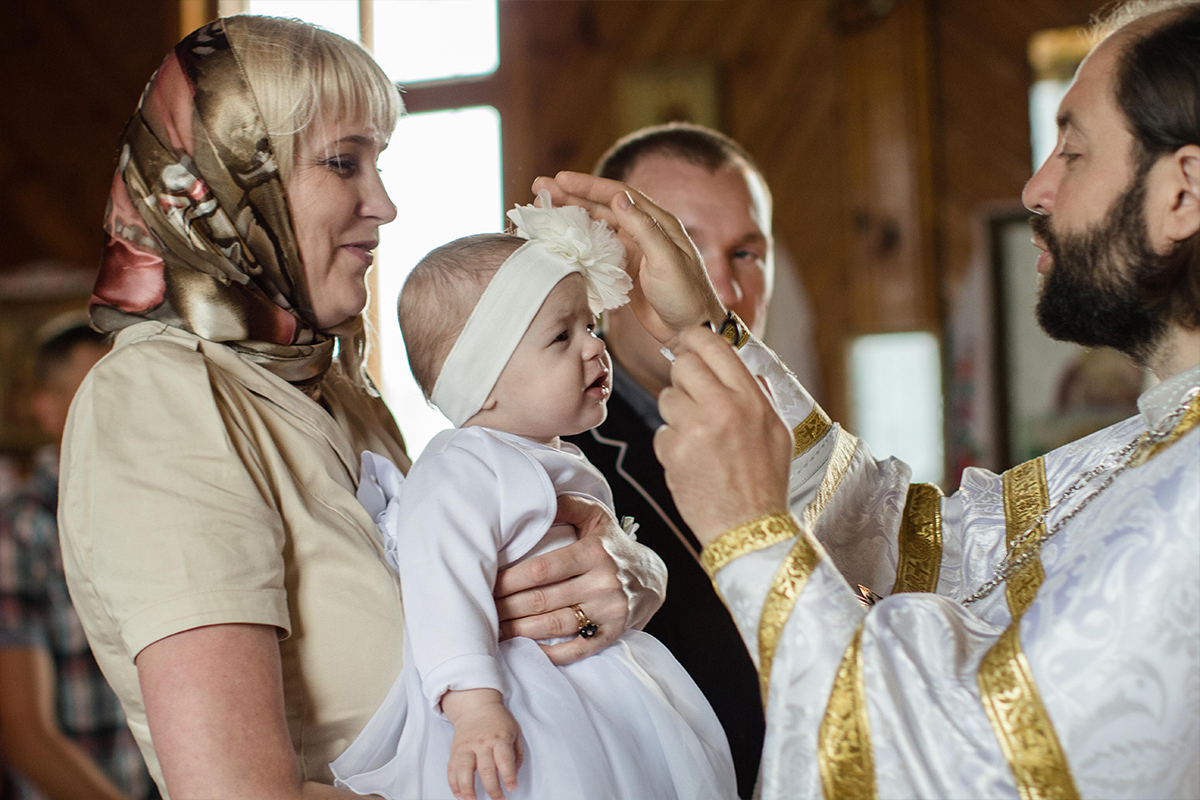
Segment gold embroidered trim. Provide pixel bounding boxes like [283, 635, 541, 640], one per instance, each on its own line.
[756, 531, 822, 705]
[818, 625, 876, 800]
[1131, 390, 1200, 466]
[801, 429, 858, 530]
[700, 512, 799, 577]
[892, 483, 944, 594]
[751, 429, 855, 704]
[978, 456, 1080, 800]
[1001, 458, 1049, 617]
[977, 626, 1081, 800]
[793, 404, 832, 458]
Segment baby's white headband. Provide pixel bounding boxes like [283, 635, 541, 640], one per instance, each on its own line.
[430, 191, 632, 427]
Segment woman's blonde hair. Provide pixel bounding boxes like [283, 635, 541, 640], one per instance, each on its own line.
[225, 14, 403, 184]
[223, 14, 403, 389]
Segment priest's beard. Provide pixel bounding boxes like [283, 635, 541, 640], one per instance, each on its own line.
[1033, 172, 1169, 367]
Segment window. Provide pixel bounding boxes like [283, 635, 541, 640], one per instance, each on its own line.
[1027, 27, 1091, 171]
[849, 332, 945, 485]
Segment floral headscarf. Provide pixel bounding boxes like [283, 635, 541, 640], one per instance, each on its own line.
[91, 17, 334, 385]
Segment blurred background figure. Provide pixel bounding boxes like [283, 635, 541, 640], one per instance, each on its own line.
[0, 314, 156, 800]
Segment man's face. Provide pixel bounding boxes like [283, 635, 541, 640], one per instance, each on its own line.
[624, 154, 774, 335]
[604, 153, 774, 394]
[1021, 33, 1168, 361]
[1032, 171, 1166, 357]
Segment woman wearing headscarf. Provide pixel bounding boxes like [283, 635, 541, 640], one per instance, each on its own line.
[58, 16, 665, 798]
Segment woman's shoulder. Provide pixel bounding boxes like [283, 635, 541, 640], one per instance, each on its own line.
[82, 324, 220, 410]
[98, 322, 206, 371]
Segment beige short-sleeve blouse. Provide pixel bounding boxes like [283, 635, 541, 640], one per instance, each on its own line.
[58, 321, 411, 789]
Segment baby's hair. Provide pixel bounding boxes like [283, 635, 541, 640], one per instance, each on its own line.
[400, 233, 526, 399]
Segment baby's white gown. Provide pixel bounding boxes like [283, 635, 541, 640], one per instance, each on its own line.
[330, 426, 737, 800]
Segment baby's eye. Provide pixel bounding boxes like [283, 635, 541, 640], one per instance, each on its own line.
[586, 322, 597, 333]
[554, 330, 570, 343]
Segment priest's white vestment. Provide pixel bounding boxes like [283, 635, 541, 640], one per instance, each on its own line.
[715, 341, 1199, 800]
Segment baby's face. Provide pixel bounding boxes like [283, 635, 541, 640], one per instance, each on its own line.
[479, 274, 611, 443]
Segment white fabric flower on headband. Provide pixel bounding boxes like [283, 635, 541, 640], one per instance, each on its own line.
[506, 190, 632, 314]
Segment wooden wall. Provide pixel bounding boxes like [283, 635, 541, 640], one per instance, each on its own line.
[0, 0, 179, 270]
[0, 0, 1106, 429]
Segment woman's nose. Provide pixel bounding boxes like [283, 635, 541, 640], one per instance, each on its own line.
[362, 171, 398, 223]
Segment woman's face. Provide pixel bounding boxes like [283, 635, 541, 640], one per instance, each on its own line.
[288, 115, 397, 331]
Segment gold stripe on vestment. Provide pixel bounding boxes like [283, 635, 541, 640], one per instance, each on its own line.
[754, 429, 857, 705]
[978, 456, 1081, 800]
[793, 404, 833, 457]
[801, 429, 858, 529]
[818, 624, 876, 800]
[700, 512, 799, 577]
[978, 625, 1080, 800]
[756, 531, 822, 706]
[1001, 458, 1048, 617]
[892, 483, 944, 593]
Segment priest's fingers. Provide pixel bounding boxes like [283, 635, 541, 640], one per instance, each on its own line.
[531, 173, 620, 226]
[545, 171, 696, 250]
[608, 193, 724, 338]
[653, 332, 793, 545]
[669, 327, 767, 396]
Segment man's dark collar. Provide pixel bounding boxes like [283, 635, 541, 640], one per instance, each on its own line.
[610, 356, 665, 430]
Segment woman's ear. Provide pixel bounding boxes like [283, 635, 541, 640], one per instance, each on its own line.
[1159, 144, 1200, 245]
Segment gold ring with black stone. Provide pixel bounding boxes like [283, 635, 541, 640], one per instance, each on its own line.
[571, 604, 599, 639]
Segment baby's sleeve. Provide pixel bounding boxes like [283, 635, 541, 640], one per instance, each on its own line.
[386, 432, 553, 715]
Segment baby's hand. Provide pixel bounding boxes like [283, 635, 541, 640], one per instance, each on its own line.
[442, 688, 524, 800]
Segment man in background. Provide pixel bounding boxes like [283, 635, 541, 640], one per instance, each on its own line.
[566, 122, 775, 798]
[0, 316, 155, 800]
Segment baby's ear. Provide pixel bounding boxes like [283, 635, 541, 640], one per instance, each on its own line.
[480, 394, 498, 411]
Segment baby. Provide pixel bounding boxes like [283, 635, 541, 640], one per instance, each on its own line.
[331, 195, 736, 800]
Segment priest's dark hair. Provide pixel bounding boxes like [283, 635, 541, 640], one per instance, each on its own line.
[1108, 1, 1200, 326]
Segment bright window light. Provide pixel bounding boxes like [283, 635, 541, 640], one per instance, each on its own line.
[1029, 79, 1070, 172]
[849, 332, 945, 485]
[245, 0, 359, 41]
[372, 1, 498, 84]
[375, 107, 504, 458]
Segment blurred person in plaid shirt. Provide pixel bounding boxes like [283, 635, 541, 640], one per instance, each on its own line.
[0, 316, 156, 800]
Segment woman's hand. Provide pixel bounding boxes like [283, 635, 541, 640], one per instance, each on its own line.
[493, 494, 667, 665]
[654, 327, 793, 545]
[532, 171, 726, 348]
[442, 689, 523, 800]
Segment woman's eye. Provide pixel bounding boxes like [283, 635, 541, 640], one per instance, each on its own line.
[323, 156, 358, 175]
